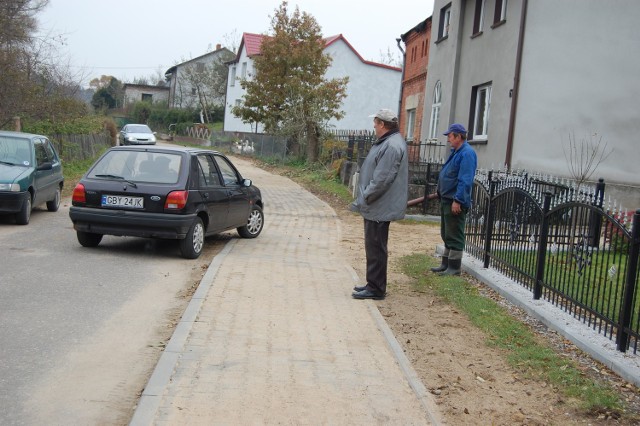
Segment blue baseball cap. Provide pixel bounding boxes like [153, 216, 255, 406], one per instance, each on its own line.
[443, 123, 467, 135]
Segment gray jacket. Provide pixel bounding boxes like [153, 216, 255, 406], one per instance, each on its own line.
[350, 129, 408, 221]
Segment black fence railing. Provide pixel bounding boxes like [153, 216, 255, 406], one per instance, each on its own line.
[466, 169, 640, 353]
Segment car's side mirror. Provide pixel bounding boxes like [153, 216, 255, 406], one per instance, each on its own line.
[37, 162, 53, 171]
[243, 178, 252, 187]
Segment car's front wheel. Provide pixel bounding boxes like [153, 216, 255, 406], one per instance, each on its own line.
[77, 231, 103, 247]
[15, 194, 32, 225]
[46, 186, 61, 212]
[238, 205, 264, 238]
[180, 217, 204, 259]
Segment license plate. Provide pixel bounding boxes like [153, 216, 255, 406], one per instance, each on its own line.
[101, 195, 144, 209]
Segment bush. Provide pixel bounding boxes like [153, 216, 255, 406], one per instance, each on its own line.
[23, 115, 116, 136]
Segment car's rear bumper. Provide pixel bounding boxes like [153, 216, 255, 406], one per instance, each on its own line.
[0, 191, 28, 214]
[69, 206, 195, 239]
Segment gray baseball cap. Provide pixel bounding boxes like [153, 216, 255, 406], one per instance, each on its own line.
[368, 109, 398, 122]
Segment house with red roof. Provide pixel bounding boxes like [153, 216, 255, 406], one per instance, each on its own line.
[223, 32, 402, 134]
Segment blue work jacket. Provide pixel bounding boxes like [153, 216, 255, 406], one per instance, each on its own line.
[437, 141, 477, 208]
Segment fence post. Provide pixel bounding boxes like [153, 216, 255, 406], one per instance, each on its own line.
[533, 193, 553, 300]
[357, 136, 365, 168]
[616, 209, 640, 352]
[347, 135, 355, 161]
[483, 171, 496, 268]
[588, 178, 605, 247]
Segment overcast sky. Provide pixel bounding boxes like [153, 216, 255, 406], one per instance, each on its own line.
[37, 0, 435, 87]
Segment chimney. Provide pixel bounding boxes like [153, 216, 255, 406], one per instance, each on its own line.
[216, 44, 221, 50]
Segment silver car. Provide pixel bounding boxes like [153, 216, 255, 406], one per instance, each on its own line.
[119, 124, 156, 145]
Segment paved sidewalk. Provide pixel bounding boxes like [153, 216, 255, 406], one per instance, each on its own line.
[131, 159, 441, 425]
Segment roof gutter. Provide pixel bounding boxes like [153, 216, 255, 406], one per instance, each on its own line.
[396, 37, 406, 119]
[505, 0, 528, 169]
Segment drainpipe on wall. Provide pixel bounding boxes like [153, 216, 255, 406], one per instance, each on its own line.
[396, 37, 406, 120]
[505, 0, 528, 169]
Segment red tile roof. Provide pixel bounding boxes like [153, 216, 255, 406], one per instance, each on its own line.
[230, 32, 400, 72]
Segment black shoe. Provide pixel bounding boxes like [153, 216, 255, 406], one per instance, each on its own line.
[352, 289, 385, 300]
[353, 285, 367, 292]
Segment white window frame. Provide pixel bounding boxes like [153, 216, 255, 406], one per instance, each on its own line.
[498, 0, 507, 21]
[473, 84, 492, 140]
[241, 62, 247, 79]
[405, 109, 416, 141]
[473, 0, 485, 34]
[428, 81, 442, 140]
[440, 5, 451, 39]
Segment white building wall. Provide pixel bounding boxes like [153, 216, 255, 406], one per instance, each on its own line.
[513, 0, 640, 203]
[223, 39, 402, 134]
[323, 40, 401, 131]
[223, 48, 262, 133]
[124, 86, 169, 107]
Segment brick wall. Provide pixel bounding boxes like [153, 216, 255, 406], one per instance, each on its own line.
[399, 18, 431, 144]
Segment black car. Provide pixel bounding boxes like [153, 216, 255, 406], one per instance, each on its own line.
[69, 145, 264, 258]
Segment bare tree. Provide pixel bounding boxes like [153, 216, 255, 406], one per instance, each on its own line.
[175, 50, 233, 122]
[562, 131, 613, 191]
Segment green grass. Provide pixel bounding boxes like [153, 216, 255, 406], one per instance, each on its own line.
[400, 253, 623, 412]
[61, 154, 108, 198]
[491, 247, 630, 322]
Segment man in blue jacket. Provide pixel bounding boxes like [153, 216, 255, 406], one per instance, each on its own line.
[427, 123, 477, 275]
[350, 109, 408, 299]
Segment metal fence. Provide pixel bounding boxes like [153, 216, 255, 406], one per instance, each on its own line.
[466, 169, 640, 353]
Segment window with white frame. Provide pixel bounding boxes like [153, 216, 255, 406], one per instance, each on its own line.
[405, 109, 416, 141]
[472, 0, 485, 35]
[241, 62, 247, 78]
[471, 83, 491, 140]
[428, 81, 442, 140]
[230, 66, 236, 86]
[494, 0, 507, 24]
[438, 4, 451, 39]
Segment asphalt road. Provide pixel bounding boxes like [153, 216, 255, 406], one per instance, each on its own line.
[0, 198, 223, 424]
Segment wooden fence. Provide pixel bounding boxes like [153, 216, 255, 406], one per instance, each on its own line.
[49, 133, 114, 162]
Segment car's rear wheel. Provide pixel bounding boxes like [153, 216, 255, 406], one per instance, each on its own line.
[15, 194, 32, 225]
[77, 231, 103, 247]
[180, 217, 204, 259]
[238, 205, 264, 238]
[46, 186, 61, 212]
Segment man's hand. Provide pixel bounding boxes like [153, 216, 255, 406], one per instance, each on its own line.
[452, 200, 462, 215]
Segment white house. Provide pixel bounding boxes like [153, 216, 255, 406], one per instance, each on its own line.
[422, 0, 640, 207]
[165, 45, 235, 110]
[223, 32, 402, 134]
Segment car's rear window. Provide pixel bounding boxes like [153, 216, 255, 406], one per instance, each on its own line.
[88, 151, 182, 184]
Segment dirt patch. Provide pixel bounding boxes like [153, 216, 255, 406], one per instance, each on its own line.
[306, 182, 640, 425]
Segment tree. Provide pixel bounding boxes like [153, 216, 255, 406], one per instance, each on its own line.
[562, 131, 613, 192]
[91, 77, 123, 111]
[0, 0, 88, 127]
[232, 1, 348, 162]
[176, 49, 234, 122]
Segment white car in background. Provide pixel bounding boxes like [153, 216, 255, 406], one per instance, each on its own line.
[119, 124, 156, 145]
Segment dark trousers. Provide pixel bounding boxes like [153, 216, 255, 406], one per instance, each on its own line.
[440, 201, 467, 251]
[364, 219, 390, 296]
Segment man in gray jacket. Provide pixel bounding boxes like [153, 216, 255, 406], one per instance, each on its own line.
[350, 109, 408, 299]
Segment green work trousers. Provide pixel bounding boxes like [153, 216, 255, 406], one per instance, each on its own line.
[440, 200, 467, 252]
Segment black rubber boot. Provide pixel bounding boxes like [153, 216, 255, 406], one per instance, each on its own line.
[439, 250, 462, 275]
[430, 256, 449, 273]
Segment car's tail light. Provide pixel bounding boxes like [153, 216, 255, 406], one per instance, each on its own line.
[72, 183, 86, 203]
[165, 190, 188, 210]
